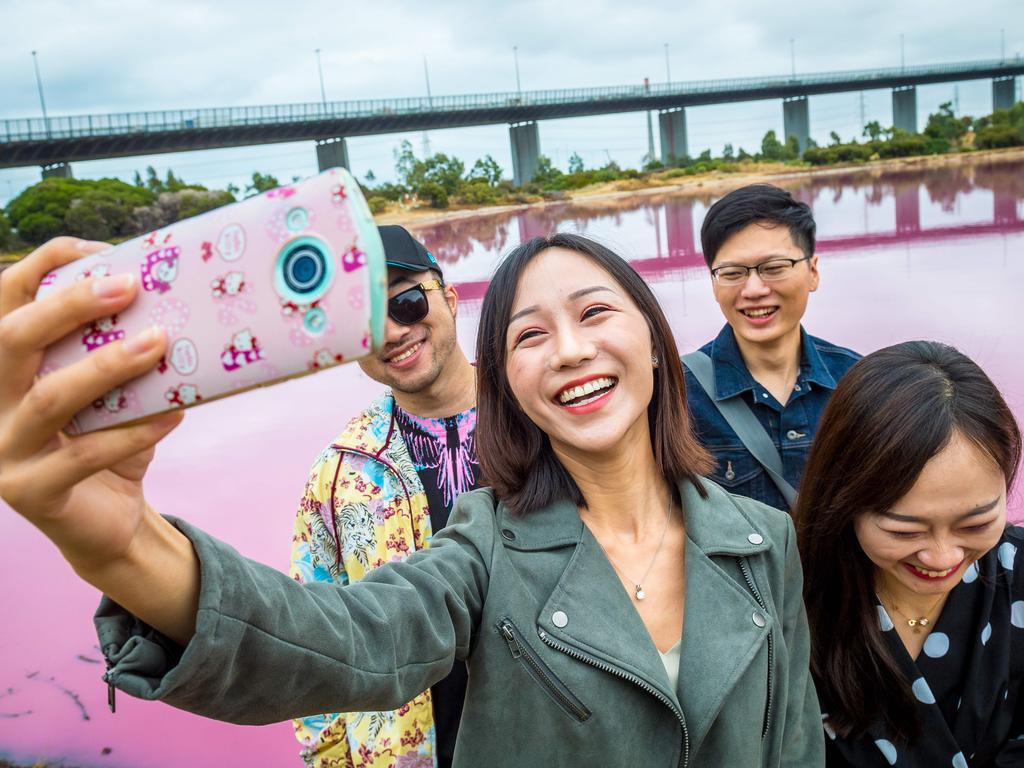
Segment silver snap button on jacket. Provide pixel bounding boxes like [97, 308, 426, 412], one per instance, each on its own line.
[752, 612, 767, 628]
[747, 533, 764, 545]
[552, 611, 568, 628]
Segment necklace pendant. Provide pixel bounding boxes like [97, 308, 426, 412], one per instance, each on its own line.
[635, 585, 646, 601]
[918, 618, 929, 627]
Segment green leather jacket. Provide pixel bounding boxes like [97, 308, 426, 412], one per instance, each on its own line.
[97, 479, 824, 767]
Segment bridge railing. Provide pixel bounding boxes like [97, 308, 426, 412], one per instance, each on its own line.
[2, 57, 1021, 144]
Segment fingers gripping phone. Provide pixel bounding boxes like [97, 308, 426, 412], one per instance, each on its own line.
[36, 168, 386, 434]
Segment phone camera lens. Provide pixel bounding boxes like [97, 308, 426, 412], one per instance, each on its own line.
[275, 236, 335, 308]
[283, 244, 326, 295]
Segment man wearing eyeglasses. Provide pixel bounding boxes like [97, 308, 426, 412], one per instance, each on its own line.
[288, 225, 478, 768]
[683, 184, 860, 512]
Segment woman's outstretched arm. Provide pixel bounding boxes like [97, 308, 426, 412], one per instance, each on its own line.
[0, 237, 206, 644]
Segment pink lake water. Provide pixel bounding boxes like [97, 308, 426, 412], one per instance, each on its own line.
[2, 158, 1023, 767]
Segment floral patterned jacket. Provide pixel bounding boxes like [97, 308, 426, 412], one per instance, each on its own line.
[289, 392, 437, 768]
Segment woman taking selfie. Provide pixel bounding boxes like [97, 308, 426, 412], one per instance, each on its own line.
[795, 342, 1023, 767]
[0, 233, 822, 766]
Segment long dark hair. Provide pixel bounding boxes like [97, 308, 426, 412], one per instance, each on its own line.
[475, 233, 713, 516]
[794, 341, 1021, 742]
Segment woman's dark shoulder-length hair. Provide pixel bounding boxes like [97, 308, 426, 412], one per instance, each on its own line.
[794, 340, 1021, 743]
[475, 232, 713, 516]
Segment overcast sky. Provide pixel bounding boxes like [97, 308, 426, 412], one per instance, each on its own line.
[1, 0, 1021, 203]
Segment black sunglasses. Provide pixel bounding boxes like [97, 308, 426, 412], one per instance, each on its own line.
[388, 279, 444, 326]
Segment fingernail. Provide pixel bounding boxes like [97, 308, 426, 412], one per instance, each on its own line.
[92, 274, 134, 298]
[124, 325, 164, 355]
[76, 240, 111, 254]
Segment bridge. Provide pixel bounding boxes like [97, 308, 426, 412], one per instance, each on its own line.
[2, 57, 1021, 184]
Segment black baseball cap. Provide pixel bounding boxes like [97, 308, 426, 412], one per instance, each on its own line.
[378, 225, 443, 279]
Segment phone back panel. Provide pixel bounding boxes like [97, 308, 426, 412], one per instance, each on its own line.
[37, 167, 386, 434]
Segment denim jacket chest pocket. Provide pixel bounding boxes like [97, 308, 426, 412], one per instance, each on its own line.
[709, 448, 771, 503]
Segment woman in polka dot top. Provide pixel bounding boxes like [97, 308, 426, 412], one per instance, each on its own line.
[794, 341, 1023, 767]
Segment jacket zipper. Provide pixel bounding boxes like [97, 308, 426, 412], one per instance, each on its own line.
[497, 618, 591, 722]
[537, 627, 690, 768]
[739, 557, 773, 739]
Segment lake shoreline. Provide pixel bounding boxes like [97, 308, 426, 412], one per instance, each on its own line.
[2, 146, 1022, 266]
[376, 146, 1024, 232]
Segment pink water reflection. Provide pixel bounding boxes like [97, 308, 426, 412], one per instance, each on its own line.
[2, 159, 1022, 766]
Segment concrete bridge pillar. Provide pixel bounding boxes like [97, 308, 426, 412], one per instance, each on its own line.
[782, 96, 810, 154]
[41, 161, 72, 179]
[658, 108, 688, 164]
[894, 184, 921, 234]
[995, 192, 1018, 224]
[316, 138, 350, 171]
[665, 199, 696, 258]
[892, 86, 918, 134]
[993, 76, 1017, 111]
[510, 121, 541, 186]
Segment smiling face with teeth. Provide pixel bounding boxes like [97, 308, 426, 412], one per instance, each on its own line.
[709, 221, 819, 354]
[505, 247, 657, 460]
[357, 267, 462, 399]
[854, 431, 1008, 602]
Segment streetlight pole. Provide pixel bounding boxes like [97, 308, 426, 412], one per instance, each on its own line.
[315, 48, 327, 109]
[513, 46, 522, 95]
[31, 50, 50, 137]
[421, 55, 433, 157]
[664, 43, 671, 84]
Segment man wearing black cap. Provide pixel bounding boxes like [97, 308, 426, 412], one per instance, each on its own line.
[288, 225, 478, 768]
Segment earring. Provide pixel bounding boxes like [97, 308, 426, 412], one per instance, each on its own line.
[651, 354, 660, 368]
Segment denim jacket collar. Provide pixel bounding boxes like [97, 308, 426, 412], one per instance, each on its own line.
[708, 323, 837, 401]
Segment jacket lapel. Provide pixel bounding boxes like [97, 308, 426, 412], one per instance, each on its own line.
[503, 479, 775, 738]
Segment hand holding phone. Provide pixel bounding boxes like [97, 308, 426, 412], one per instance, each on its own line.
[36, 168, 386, 433]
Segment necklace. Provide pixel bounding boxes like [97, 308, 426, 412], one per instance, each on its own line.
[881, 590, 947, 634]
[596, 497, 674, 601]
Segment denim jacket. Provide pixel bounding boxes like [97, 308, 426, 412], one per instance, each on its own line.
[683, 325, 860, 511]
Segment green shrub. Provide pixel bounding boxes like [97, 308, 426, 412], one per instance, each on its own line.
[64, 202, 113, 241]
[975, 124, 1024, 149]
[456, 181, 500, 206]
[418, 181, 449, 209]
[367, 196, 389, 214]
[7, 178, 156, 246]
[177, 189, 235, 220]
[16, 212, 64, 244]
[0, 210, 12, 250]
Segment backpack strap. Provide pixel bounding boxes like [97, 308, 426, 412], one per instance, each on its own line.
[682, 351, 798, 509]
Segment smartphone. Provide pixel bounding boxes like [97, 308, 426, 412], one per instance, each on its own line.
[36, 167, 386, 434]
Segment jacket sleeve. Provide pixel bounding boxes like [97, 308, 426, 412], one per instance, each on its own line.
[287, 449, 349, 765]
[778, 515, 826, 767]
[96, 490, 495, 726]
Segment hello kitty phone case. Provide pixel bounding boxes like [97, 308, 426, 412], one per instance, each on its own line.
[37, 167, 386, 434]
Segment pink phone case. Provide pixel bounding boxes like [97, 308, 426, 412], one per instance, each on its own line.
[36, 167, 386, 434]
